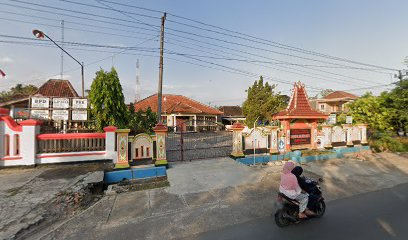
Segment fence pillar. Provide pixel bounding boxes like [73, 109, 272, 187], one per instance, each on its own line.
[154, 123, 168, 167]
[343, 124, 353, 147]
[357, 124, 368, 145]
[269, 126, 279, 154]
[20, 120, 41, 166]
[104, 126, 117, 163]
[311, 121, 318, 149]
[115, 129, 130, 168]
[322, 125, 333, 149]
[231, 122, 245, 158]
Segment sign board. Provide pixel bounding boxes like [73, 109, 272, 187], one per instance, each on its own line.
[53, 98, 69, 109]
[346, 116, 353, 124]
[290, 129, 311, 145]
[13, 108, 30, 119]
[52, 110, 69, 121]
[328, 114, 337, 125]
[31, 97, 49, 108]
[72, 110, 87, 121]
[30, 109, 49, 120]
[72, 98, 88, 109]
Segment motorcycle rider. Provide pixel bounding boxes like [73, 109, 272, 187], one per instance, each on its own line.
[279, 161, 315, 219]
[291, 166, 320, 209]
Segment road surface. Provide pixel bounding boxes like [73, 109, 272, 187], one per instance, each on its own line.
[196, 182, 408, 240]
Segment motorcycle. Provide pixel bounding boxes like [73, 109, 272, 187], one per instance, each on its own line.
[274, 178, 326, 227]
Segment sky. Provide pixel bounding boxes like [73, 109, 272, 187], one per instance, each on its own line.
[0, 0, 407, 106]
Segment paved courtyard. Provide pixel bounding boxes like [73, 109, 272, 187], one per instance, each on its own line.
[18, 152, 408, 240]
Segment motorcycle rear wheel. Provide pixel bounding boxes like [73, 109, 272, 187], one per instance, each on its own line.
[274, 209, 291, 227]
[314, 200, 326, 218]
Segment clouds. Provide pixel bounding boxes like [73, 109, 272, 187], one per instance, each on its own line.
[0, 57, 14, 63]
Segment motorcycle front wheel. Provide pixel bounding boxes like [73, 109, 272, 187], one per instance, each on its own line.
[274, 209, 291, 227]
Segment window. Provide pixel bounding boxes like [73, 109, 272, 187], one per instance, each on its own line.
[14, 135, 20, 155]
[135, 148, 139, 158]
[320, 104, 325, 111]
[146, 147, 150, 157]
[4, 135, 10, 156]
[141, 146, 144, 157]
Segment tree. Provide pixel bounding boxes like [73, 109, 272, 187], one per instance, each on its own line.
[0, 84, 38, 102]
[89, 68, 129, 131]
[242, 76, 287, 126]
[128, 105, 157, 134]
[381, 79, 408, 132]
[345, 92, 395, 131]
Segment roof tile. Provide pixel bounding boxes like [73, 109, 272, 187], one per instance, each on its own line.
[134, 94, 223, 115]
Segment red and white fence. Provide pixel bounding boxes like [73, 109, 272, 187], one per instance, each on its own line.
[0, 108, 117, 167]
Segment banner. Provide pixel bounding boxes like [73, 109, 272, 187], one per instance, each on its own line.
[346, 116, 353, 124]
[13, 108, 30, 119]
[72, 110, 87, 121]
[290, 129, 311, 145]
[53, 98, 69, 109]
[52, 110, 69, 121]
[72, 98, 88, 109]
[31, 97, 49, 108]
[30, 109, 49, 120]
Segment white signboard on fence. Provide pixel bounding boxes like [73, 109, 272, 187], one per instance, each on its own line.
[346, 116, 353, 124]
[30, 109, 49, 120]
[72, 98, 88, 109]
[52, 110, 69, 121]
[328, 114, 337, 125]
[72, 110, 87, 121]
[52, 98, 69, 109]
[31, 97, 49, 108]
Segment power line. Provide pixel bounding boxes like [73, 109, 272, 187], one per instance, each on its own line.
[96, 0, 398, 71]
[4, 0, 391, 86]
[10, 0, 396, 74]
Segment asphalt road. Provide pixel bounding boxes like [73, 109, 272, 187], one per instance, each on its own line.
[196, 182, 408, 240]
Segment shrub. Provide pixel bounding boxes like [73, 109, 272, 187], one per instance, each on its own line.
[369, 133, 408, 152]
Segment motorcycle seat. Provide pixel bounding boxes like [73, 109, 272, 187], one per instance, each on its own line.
[278, 192, 300, 205]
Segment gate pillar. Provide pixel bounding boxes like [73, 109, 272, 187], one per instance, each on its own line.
[356, 124, 368, 145]
[115, 129, 130, 168]
[154, 123, 168, 167]
[342, 124, 353, 147]
[322, 125, 333, 149]
[269, 126, 279, 154]
[230, 122, 245, 158]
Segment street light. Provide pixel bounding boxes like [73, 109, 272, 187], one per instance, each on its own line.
[32, 29, 85, 97]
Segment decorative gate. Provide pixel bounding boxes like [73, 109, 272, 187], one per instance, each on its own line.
[166, 120, 233, 162]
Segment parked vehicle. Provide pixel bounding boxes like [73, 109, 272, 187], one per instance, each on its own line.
[274, 178, 326, 227]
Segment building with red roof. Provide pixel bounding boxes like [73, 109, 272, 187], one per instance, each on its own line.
[273, 82, 328, 151]
[134, 94, 223, 132]
[310, 91, 358, 114]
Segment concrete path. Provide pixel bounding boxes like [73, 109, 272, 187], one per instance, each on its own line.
[29, 152, 408, 240]
[166, 157, 264, 195]
[196, 182, 408, 240]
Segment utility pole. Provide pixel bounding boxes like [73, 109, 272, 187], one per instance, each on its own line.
[157, 12, 166, 123]
[60, 20, 64, 80]
[135, 59, 141, 103]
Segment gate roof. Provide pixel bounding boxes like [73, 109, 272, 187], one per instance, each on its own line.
[274, 82, 328, 120]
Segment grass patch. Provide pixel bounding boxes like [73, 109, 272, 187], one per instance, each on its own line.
[301, 150, 335, 157]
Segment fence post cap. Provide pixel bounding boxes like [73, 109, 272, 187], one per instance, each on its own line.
[153, 123, 168, 132]
[115, 129, 131, 133]
[231, 122, 245, 130]
[20, 119, 42, 126]
[104, 126, 118, 132]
